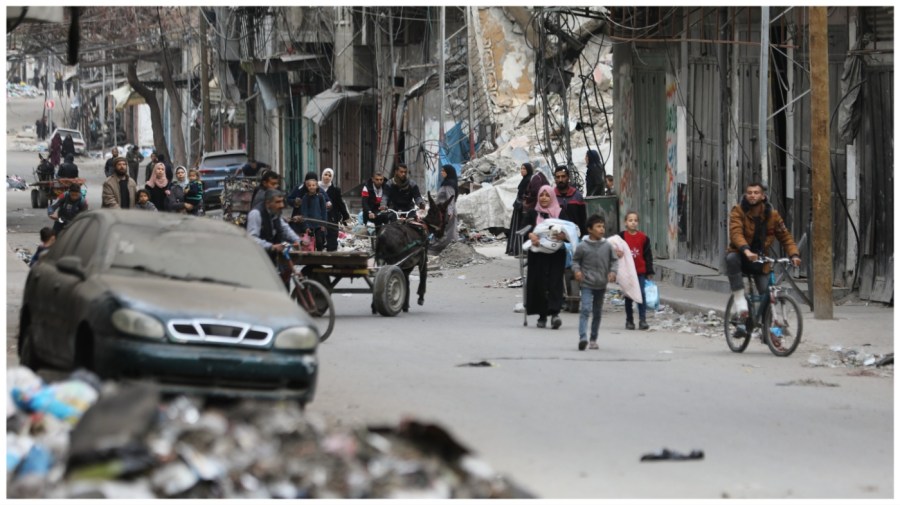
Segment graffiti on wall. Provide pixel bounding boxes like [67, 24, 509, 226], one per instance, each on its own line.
[664, 77, 678, 256]
[617, 66, 635, 225]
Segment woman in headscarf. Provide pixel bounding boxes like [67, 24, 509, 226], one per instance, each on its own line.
[319, 168, 350, 251]
[505, 162, 534, 256]
[428, 164, 459, 255]
[524, 185, 568, 329]
[522, 169, 550, 213]
[584, 149, 606, 197]
[172, 166, 189, 189]
[144, 162, 170, 211]
[49, 132, 62, 168]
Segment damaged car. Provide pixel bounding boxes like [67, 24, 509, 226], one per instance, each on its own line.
[18, 209, 319, 405]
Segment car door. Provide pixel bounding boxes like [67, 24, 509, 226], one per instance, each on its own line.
[43, 218, 100, 366]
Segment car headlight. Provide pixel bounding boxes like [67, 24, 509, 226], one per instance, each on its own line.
[111, 308, 165, 340]
[274, 326, 319, 350]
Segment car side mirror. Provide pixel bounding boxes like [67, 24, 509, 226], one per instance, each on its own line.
[57, 256, 86, 280]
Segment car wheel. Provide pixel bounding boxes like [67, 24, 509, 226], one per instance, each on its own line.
[18, 321, 41, 370]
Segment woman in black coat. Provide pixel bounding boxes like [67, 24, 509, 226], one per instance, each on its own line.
[584, 149, 606, 197]
[320, 168, 350, 251]
[505, 162, 534, 256]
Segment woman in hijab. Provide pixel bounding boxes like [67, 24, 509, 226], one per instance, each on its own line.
[428, 164, 459, 255]
[524, 185, 568, 329]
[145, 162, 170, 211]
[319, 168, 350, 251]
[584, 149, 606, 197]
[172, 166, 189, 189]
[505, 162, 534, 256]
[522, 169, 550, 213]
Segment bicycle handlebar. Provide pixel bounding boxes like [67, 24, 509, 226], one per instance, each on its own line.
[753, 256, 794, 265]
[379, 208, 418, 220]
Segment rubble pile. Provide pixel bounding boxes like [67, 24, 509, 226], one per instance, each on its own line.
[7, 367, 532, 499]
[806, 347, 894, 372]
[428, 242, 490, 271]
[7, 82, 43, 98]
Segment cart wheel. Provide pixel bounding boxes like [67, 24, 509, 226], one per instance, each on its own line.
[37, 190, 48, 208]
[30, 189, 39, 209]
[373, 265, 407, 317]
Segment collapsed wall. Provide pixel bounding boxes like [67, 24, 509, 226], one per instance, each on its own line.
[457, 20, 615, 232]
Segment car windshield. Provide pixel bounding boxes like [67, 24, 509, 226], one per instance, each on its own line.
[200, 154, 247, 169]
[103, 224, 284, 292]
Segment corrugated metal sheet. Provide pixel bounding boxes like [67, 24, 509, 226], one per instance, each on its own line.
[857, 67, 893, 302]
[634, 69, 668, 258]
[685, 58, 724, 268]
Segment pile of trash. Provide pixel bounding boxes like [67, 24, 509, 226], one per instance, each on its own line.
[7, 82, 42, 98]
[7, 367, 532, 499]
[8, 174, 28, 190]
[806, 347, 894, 370]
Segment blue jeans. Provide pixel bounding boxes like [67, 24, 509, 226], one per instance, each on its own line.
[579, 287, 606, 341]
[625, 275, 647, 323]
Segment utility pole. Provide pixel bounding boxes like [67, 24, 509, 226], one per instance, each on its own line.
[466, 7, 476, 160]
[200, 8, 212, 154]
[757, 7, 769, 185]
[809, 7, 833, 319]
[112, 63, 117, 149]
[439, 6, 446, 145]
[101, 51, 106, 154]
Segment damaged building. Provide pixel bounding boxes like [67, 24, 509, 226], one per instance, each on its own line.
[77, 7, 891, 302]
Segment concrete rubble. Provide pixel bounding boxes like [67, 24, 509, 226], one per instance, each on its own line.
[457, 35, 615, 233]
[6, 367, 532, 499]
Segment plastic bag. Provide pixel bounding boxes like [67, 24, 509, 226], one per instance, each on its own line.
[644, 279, 659, 311]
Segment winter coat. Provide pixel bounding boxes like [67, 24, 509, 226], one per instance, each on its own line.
[727, 197, 799, 261]
[571, 236, 618, 290]
[101, 175, 137, 209]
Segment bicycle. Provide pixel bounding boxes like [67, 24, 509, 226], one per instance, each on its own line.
[724, 256, 804, 357]
[279, 244, 336, 342]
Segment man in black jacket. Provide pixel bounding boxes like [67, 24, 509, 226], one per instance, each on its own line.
[383, 163, 424, 217]
[57, 155, 79, 179]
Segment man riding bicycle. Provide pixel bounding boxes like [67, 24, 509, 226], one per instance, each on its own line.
[727, 181, 802, 319]
[247, 189, 301, 287]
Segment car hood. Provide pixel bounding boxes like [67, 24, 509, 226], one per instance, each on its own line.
[99, 273, 311, 329]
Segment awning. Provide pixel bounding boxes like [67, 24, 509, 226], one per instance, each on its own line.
[110, 84, 146, 111]
[302, 82, 371, 125]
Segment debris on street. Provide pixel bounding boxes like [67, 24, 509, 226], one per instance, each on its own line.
[7, 367, 532, 499]
[428, 242, 489, 271]
[457, 361, 495, 368]
[640, 448, 704, 462]
[806, 346, 894, 371]
[776, 379, 840, 387]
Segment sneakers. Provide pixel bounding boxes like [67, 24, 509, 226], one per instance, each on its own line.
[639, 320, 650, 330]
[551, 315, 562, 329]
[626, 320, 635, 330]
[578, 340, 588, 351]
[536, 317, 547, 328]
[589, 341, 599, 350]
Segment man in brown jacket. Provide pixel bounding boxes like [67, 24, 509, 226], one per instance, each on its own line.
[101, 157, 137, 209]
[727, 181, 801, 316]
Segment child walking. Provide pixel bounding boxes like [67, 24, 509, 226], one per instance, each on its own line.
[618, 211, 655, 330]
[571, 214, 619, 350]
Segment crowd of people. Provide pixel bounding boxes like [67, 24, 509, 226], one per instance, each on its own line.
[34, 146, 802, 352]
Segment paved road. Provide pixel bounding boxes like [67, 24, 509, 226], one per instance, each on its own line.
[5, 95, 892, 499]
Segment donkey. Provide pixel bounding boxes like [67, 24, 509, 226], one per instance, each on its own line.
[374, 191, 455, 312]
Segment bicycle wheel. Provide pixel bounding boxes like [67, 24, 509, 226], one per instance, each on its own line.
[764, 294, 802, 357]
[292, 279, 335, 342]
[724, 295, 751, 353]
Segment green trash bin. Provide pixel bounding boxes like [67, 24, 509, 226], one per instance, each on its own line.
[584, 195, 619, 236]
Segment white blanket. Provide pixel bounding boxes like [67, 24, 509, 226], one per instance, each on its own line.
[607, 234, 642, 304]
[523, 219, 579, 252]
